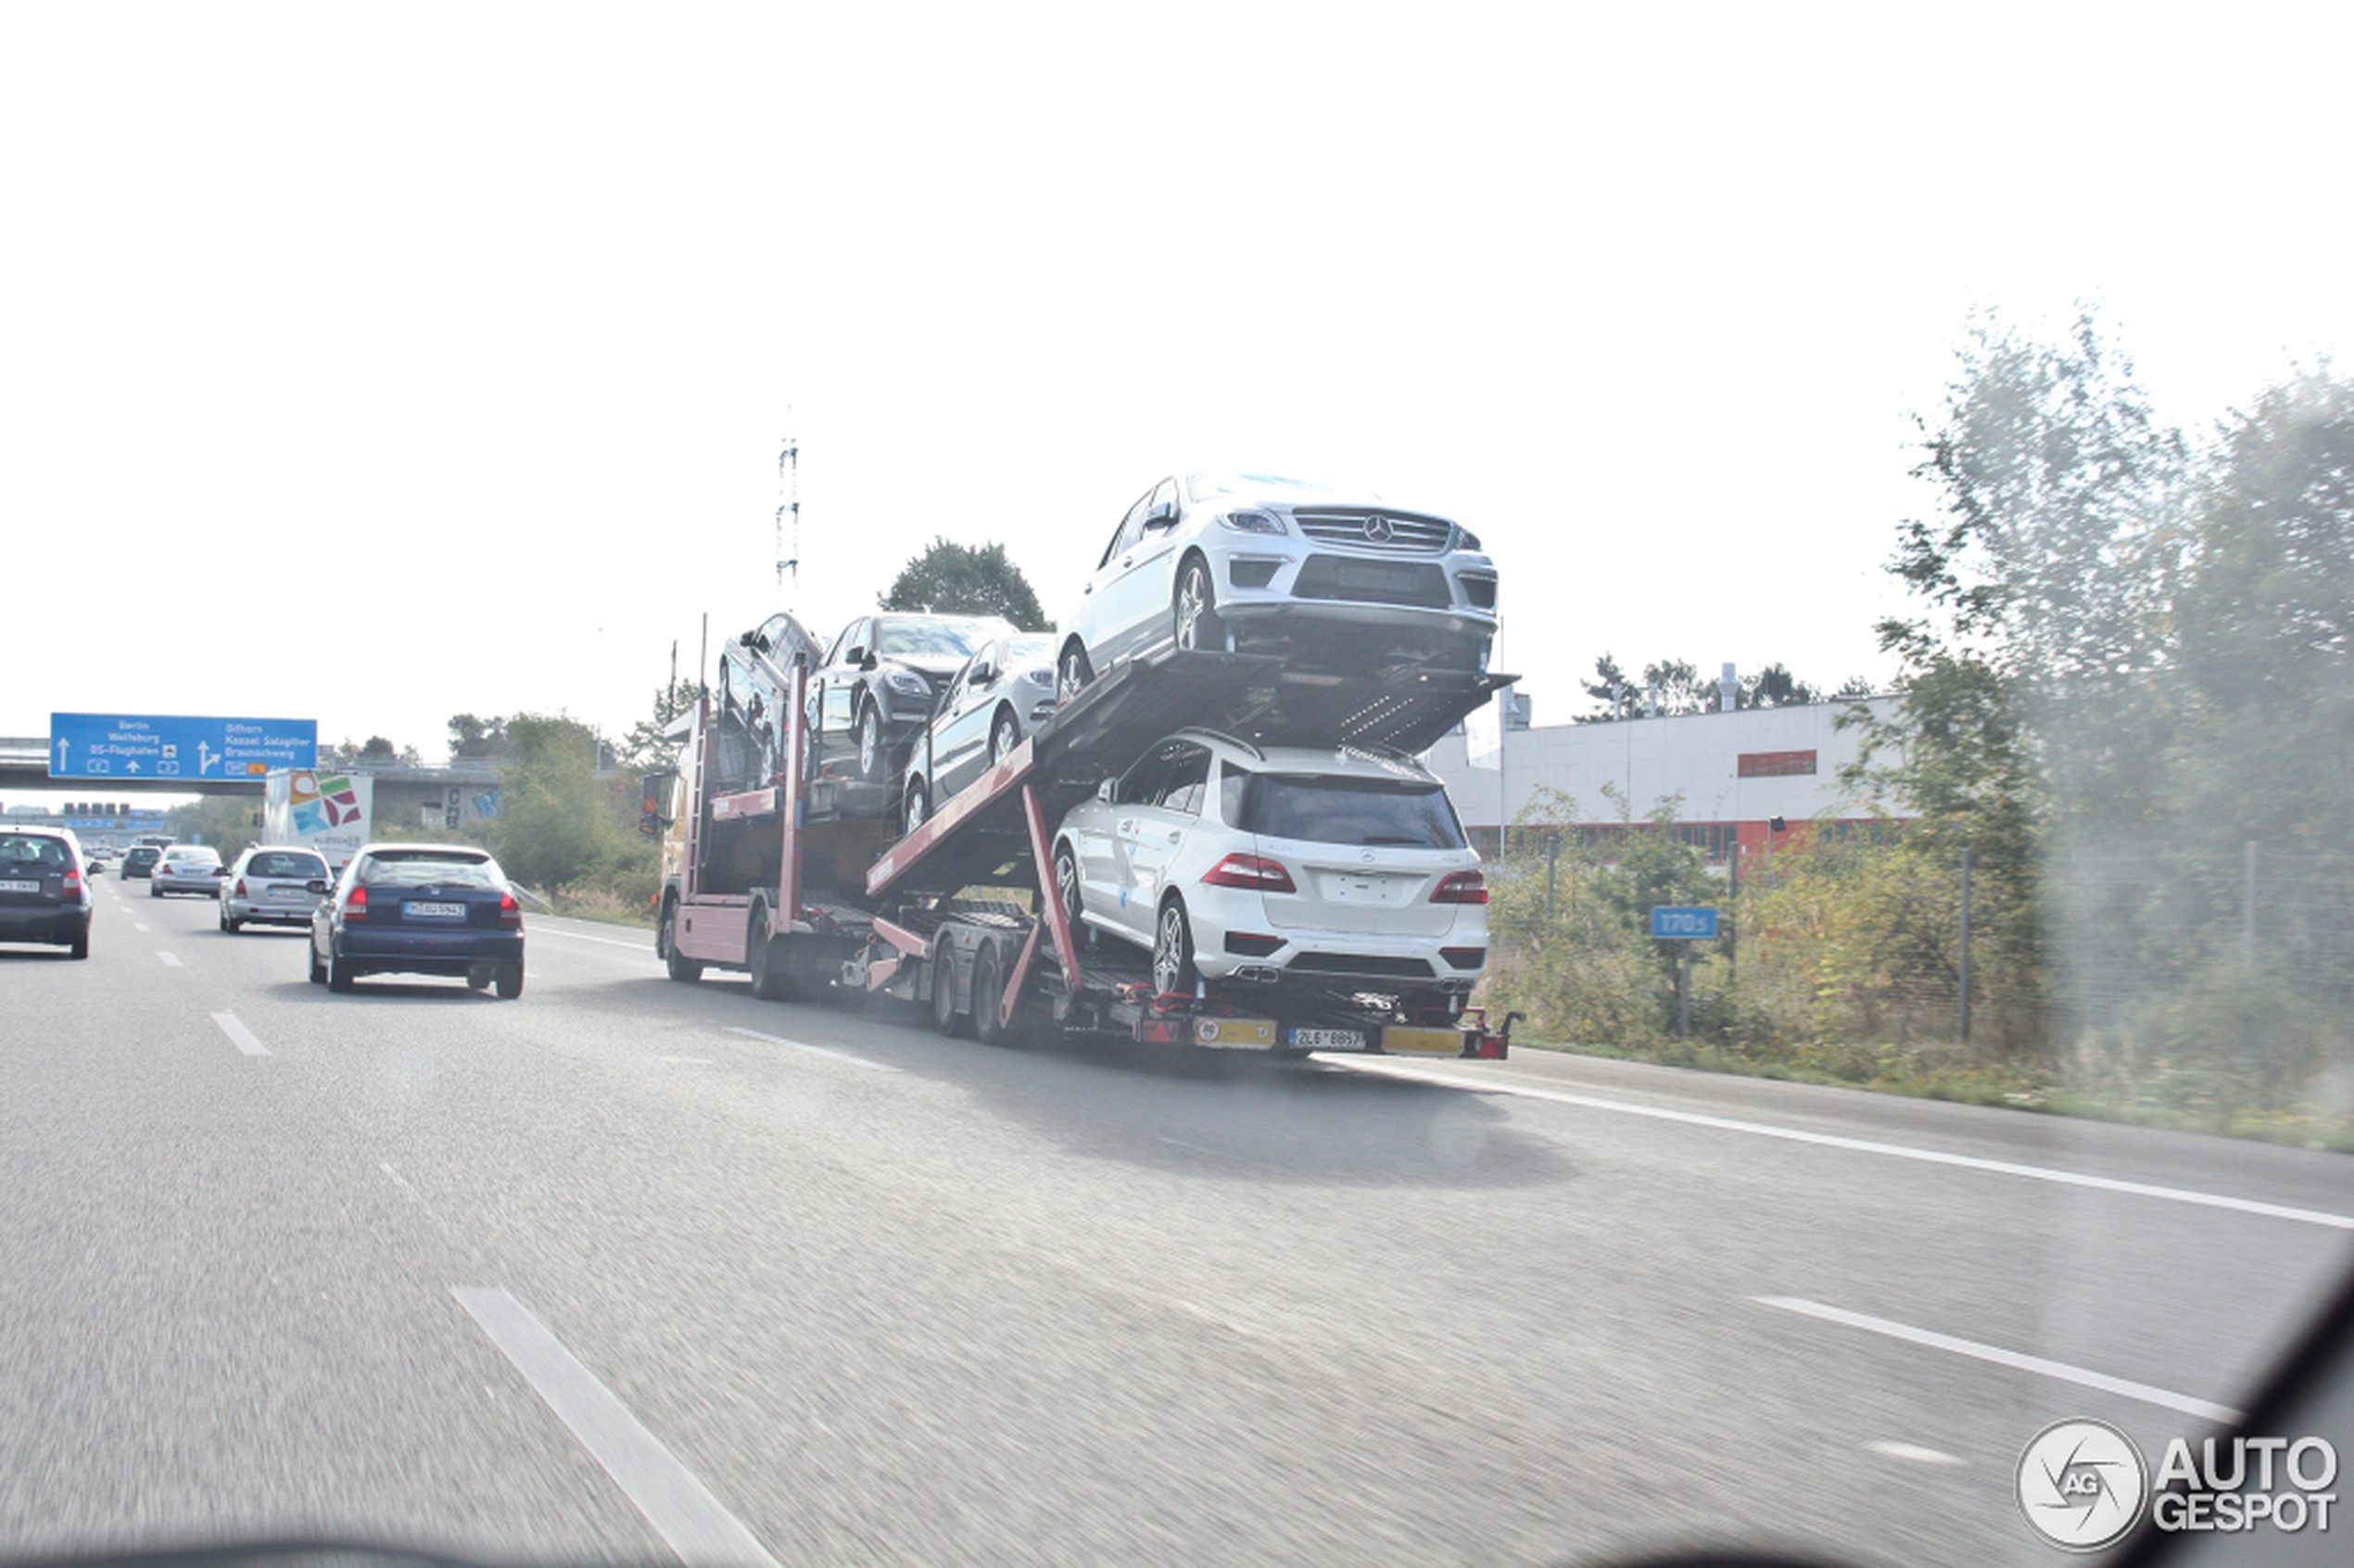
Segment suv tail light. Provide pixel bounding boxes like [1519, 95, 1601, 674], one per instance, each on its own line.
[1431, 870, 1487, 904]
[62, 871, 82, 899]
[344, 886, 369, 921]
[234, 878, 248, 897]
[1201, 854, 1296, 893]
[499, 891, 522, 929]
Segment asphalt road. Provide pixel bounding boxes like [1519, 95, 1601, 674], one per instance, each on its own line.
[3, 878, 2348, 1568]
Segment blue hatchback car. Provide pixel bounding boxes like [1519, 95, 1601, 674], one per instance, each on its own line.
[309, 842, 525, 997]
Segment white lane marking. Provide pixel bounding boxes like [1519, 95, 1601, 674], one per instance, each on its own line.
[723, 1026, 898, 1071]
[133, 922, 150, 932]
[1756, 1296, 2242, 1423]
[157, 951, 183, 967]
[449, 1287, 780, 1568]
[533, 927, 662, 954]
[209, 1012, 269, 1056]
[651, 1056, 717, 1065]
[1342, 1059, 2354, 1231]
[1868, 1441, 1965, 1465]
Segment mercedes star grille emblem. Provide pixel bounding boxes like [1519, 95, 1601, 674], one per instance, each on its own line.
[1363, 515, 1395, 543]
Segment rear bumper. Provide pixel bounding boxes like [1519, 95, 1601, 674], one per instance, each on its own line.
[337, 929, 524, 977]
[0, 906, 90, 944]
[227, 899, 321, 926]
[153, 875, 222, 894]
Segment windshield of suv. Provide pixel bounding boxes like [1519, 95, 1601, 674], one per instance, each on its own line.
[1187, 473, 1355, 503]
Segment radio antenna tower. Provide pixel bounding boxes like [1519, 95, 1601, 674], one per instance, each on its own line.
[774, 414, 801, 610]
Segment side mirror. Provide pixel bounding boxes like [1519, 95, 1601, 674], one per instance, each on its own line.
[1097, 778, 1117, 803]
[969, 662, 995, 685]
[855, 649, 876, 670]
[306, 879, 328, 895]
[1144, 499, 1178, 529]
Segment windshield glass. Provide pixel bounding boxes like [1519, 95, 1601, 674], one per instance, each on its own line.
[1234, 771, 1468, 848]
[9, 15, 2354, 1568]
[358, 852, 501, 889]
[0, 835, 70, 866]
[247, 851, 326, 879]
[871, 617, 1006, 657]
[1186, 473, 1356, 504]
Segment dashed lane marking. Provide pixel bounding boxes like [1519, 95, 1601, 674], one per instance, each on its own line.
[450, 1287, 780, 1568]
[722, 1026, 898, 1071]
[209, 1012, 269, 1056]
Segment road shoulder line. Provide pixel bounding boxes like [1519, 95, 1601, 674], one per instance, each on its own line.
[1341, 1059, 2354, 1231]
[1755, 1296, 2241, 1423]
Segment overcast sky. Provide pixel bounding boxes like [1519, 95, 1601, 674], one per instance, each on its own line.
[6, 3, 2348, 798]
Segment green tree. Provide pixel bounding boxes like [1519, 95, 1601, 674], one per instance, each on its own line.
[164, 794, 267, 861]
[1846, 310, 2185, 1052]
[617, 678, 707, 774]
[1575, 654, 1827, 721]
[481, 714, 613, 892]
[879, 538, 1047, 629]
[448, 714, 511, 761]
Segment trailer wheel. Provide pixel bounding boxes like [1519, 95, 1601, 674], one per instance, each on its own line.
[970, 939, 1011, 1046]
[660, 899, 702, 982]
[748, 900, 792, 1000]
[1173, 556, 1221, 652]
[930, 948, 968, 1037]
[1152, 896, 1198, 996]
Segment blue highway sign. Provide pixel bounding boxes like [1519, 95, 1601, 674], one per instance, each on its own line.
[1650, 905, 1721, 940]
[48, 713, 317, 780]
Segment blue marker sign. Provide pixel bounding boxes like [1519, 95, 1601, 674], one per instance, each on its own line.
[49, 713, 317, 780]
[1650, 905, 1720, 940]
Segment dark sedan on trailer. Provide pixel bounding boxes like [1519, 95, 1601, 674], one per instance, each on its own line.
[309, 842, 525, 997]
[811, 613, 1019, 783]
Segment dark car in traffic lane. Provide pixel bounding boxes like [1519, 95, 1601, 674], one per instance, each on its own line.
[309, 842, 525, 997]
[0, 828, 93, 958]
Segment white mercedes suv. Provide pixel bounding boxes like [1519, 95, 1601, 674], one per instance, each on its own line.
[1055, 473, 1499, 697]
[1050, 729, 1488, 1011]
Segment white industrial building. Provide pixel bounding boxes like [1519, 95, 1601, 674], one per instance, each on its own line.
[1422, 695, 1905, 864]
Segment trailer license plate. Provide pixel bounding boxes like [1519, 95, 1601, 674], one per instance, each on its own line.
[406, 901, 466, 919]
[1190, 1018, 1274, 1048]
[1287, 1027, 1364, 1051]
[0, 879, 40, 894]
[1383, 1026, 1462, 1056]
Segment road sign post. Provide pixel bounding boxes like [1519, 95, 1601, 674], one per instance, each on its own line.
[1650, 906, 1721, 1039]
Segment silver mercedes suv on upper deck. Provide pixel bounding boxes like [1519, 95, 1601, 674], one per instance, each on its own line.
[1055, 472, 1499, 698]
